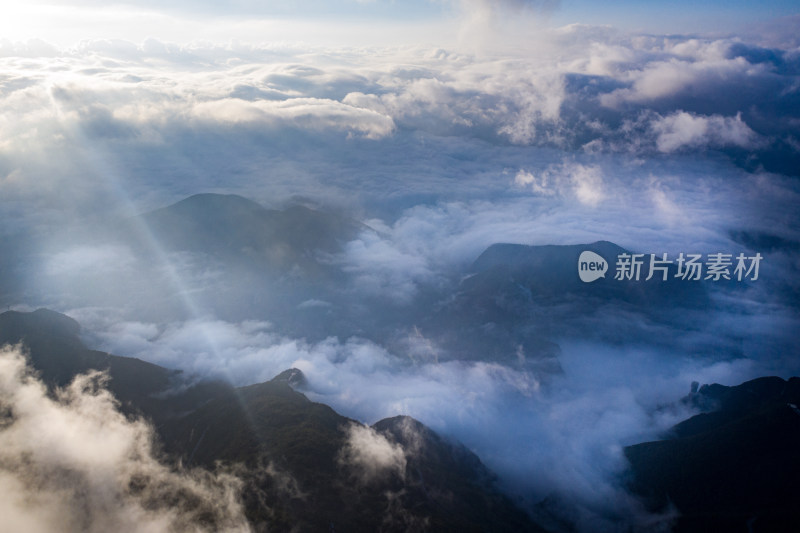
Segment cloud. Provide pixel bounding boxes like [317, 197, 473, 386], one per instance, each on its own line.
[192, 97, 395, 139]
[44, 244, 136, 277]
[452, 0, 561, 48]
[0, 344, 251, 533]
[568, 163, 606, 206]
[1, 31, 797, 239]
[334, 229, 438, 303]
[71, 309, 788, 529]
[514, 169, 555, 195]
[598, 53, 756, 106]
[514, 162, 606, 205]
[651, 111, 760, 153]
[1, 19, 799, 533]
[338, 423, 407, 484]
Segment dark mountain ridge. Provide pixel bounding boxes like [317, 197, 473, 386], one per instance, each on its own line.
[467, 240, 709, 308]
[416, 240, 714, 366]
[625, 376, 800, 532]
[0, 308, 543, 532]
[139, 193, 367, 272]
[0, 308, 175, 408]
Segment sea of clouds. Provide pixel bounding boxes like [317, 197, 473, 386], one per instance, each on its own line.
[1, 6, 799, 529]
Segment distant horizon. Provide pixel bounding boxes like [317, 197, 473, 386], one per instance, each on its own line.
[2, 0, 798, 48]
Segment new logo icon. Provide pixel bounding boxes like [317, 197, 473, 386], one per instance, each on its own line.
[578, 251, 608, 283]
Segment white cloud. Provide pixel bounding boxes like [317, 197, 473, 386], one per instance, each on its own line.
[44, 245, 136, 277]
[0, 345, 251, 533]
[567, 162, 606, 206]
[70, 309, 787, 530]
[335, 229, 437, 303]
[514, 162, 606, 206]
[192, 98, 396, 139]
[1, 22, 799, 532]
[514, 169, 554, 195]
[0, 32, 795, 237]
[338, 423, 407, 484]
[599, 54, 759, 106]
[651, 111, 760, 153]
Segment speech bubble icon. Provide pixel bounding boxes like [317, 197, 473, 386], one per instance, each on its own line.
[578, 251, 608, 283]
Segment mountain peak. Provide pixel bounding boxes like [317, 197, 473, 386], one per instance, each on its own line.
[0, 308, 82, 338]
[146, 193, 267, 224]
[270, 368, 307, 388]
[169, 192, 263, 209]
[139, 193, 363, 262]
[470, 240, 628, 273]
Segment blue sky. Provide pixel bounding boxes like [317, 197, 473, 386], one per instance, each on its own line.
[1, 0, 798, 46]
[554, 0, 799, 31]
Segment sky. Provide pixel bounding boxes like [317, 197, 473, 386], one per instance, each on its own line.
[1, 0, 800, 531]
[1, 0, 799, 46]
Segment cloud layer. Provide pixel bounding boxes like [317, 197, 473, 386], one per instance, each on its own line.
[1, 17, 799, 532]
[1, 29, 798, 228]
[64, 305, 794, 530]
[0, 345, 251, 533]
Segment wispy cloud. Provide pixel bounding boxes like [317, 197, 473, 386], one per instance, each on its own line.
[0, 345, 251, 533]
[338, 423, 407, 484]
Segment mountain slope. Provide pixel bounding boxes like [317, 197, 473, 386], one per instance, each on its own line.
[122, 193, 372, 325]
[0, 309, 544, 532]
[139, 193, 366, 274]
[624, 376, 800, 532]
[467, 240, 709, 310]
[0, 308, 177, 409]
[419, 241, 712, 360]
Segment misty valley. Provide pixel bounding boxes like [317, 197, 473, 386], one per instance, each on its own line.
[1, 193, 798, 532]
